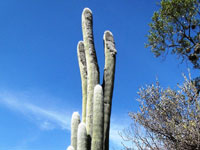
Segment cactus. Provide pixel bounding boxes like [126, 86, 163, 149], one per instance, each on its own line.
[71, 112, 80, 150]
[67, 146, 74, 150]
[77, 41, 87, 123]
[91, 85, 104, 150]
[82, 8, 100, 137]
[102, 31, 117, 150]
[68, 8, 116, 150]
[77, 123, 87, 150]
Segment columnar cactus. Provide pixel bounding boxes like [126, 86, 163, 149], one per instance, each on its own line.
[71, 112, 80, 150]
[77, 42, 87, 123]
[102, 31, 117, 150]
[91, 85, 104, 150]
[77, 123, 87, 150]
[82, 8, 100, 138]
[67, 8, 117, 150]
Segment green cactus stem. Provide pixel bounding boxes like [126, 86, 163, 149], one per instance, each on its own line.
[102, 31, 117, 150]
[67, 8, 117, 150]
[82, 8, 100, 137]
[67, 146, 74, 150]
[71, 112, 80, 150]
[77, 122, 88, 150]
[77, 41, 87, 123]
[91, 84, 104, 150]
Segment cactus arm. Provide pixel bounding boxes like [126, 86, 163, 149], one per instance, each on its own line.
[91, 85, 104, 150]
[71, 112, 80, 150]
[68, 8, 117, 150]
[82, 8, 100, 137]
[67, 146, 75, 150]
[77, 41, 87, 123]
[102, 31, 117, 150]
[77, 123, 88, 150]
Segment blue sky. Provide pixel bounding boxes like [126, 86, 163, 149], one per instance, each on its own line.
[0, 0, 199, 150]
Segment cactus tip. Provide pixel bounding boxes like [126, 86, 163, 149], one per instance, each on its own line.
[78, 122, 86, 129]
[66, 146, 74, 150]
[82, 8, 92, 16]
[104, 30, 113, 36]
[78, 41, 84, 46]
[94, 84, 103, 93]
[104, 30, 114, 41]
[77, 41, 84, 51]
[72, 112, 80, 118]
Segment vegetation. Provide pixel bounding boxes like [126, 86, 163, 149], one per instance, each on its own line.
[67, 8, 117, 150]
[121, 0, 200, 149]
[121, 74, 200, 150]
[146, 0, 200, 69]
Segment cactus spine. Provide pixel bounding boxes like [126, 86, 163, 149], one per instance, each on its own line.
[68, 8, 116, 150]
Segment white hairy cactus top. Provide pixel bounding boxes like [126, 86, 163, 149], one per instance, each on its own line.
[67, 146, 74, 150]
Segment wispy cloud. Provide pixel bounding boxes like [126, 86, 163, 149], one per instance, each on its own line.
[0, 90, 127, 148]
[0, 91, 71, 130]
[110, 124, 123, 148]
[110, 117, 132, 149]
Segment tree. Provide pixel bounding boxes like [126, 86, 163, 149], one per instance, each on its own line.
[121, 0, 200, 149]
[146, 0, 200, 69]
[121, 74, 200, 150]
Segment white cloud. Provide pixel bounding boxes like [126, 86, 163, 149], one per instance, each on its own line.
[0, 91, 71, 131]
[0, 90, 128, 148]
[110, 125, 123, 148]
[109, 117, 132, 149]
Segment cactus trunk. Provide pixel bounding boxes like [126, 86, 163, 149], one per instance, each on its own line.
[82, 8, 100, 137]
[91, 85, 104, 150]
[77, 41, 87, 123]
[67, 8, 117, 150]
[71, 112, 80, 150]
[102, 31, 117, 150]
[77, 123, 88, 150]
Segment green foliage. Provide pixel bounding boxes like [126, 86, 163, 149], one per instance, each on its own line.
[121, 1, 200, 149]
[146, 0, 200, 68]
